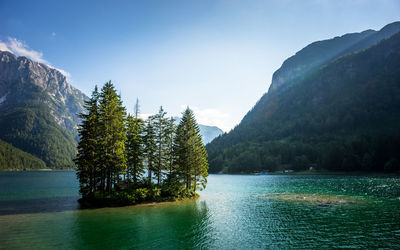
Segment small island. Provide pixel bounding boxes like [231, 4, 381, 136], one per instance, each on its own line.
[75, 81, 209, 207]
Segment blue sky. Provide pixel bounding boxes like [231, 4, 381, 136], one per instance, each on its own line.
[0, 0, 399, 131]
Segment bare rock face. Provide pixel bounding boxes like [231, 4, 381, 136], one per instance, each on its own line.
[0, 50, 87, 137]
[199, 125, 224, 144]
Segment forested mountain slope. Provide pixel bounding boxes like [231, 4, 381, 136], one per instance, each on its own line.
[0, 51, 87, 169]
[207, 24, 400, 173]
[244, 22, 400, 124]
[0, 139, 46, 170]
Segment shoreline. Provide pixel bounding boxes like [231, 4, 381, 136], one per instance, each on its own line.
[78, 195, 199, 209]
[0, 169, 75, 172]
[263, 170, 400, 176]
[211, 170, 400, 176]
[121, 196, 199, 208]
[2, 169, 399, 176]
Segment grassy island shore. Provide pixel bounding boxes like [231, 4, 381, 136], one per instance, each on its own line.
[78, 191, 199, 208]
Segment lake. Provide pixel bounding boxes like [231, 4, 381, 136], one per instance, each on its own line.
[0, 171, 399, 249]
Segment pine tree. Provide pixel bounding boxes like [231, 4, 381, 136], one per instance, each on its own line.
[75, 86, 100, 197]
[98, 81, 127, 194]
[166, 117, 176, 175]
[163, 117, 180, 197]
[192, 126, 208, 191]
[174, 107, 208, 194]
[144, 116, 157, 185]
[153, 106, 169, 186]
[76, 83, 208, 204]
[126, 99, 145, 188]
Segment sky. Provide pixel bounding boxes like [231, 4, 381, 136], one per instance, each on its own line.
[0, 0, 399, 131]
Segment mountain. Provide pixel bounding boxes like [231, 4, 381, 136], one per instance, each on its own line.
[0, 49, 223, 169]
[173, 117, 224, 144]
[0, 51, 87, 169]
[0, 51, 87, 136]
[245, 22, 400, 124]
[0, 138, 46, 170]
[207, 22, 400, 173]
[199, 125, 224, 144]
[268, 21, 400, 95]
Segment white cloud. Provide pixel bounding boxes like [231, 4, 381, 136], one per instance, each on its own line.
[180, 105, 230, 132]
[53, 67, 71, 78]
[6, 37, 49, 64]
[138, 113, 153, 120]
[0, 41, 10, 52]
[0, 37, 71, 79]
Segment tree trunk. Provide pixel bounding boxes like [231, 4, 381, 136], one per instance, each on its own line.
[132, 163, 135, 187]
[194, 175, 197, 192]
[107, 170, 111, 194]
[148, 167, 152, 185]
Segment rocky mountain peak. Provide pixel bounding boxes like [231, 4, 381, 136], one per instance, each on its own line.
[0, 50, 87, 137]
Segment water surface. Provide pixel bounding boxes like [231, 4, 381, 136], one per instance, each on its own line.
[0, 172, 399, 249]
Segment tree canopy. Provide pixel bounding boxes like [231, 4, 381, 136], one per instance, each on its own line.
[75, 82, 209, 206]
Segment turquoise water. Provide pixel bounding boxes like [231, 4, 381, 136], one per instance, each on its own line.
[0, 172, 399, 249]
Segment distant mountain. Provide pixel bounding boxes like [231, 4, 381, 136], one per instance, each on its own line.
[0, 50, 87, 168]
[199, 125, 224, 144]
[172, 117, 224, 144]
[207, 21, 400, 173]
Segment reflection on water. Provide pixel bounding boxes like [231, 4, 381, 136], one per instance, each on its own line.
[0, 172, 399, 248]
[0, 196, 80, 215]
[72, 200, 212, 249]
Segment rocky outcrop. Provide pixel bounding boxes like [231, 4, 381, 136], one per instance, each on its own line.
[0, 51, 87, 137]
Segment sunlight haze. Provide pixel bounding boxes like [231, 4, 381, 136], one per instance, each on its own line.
[1, 0, 399, 131]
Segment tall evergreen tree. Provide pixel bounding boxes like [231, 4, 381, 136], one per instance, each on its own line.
[174, 107, 208, 193]
[76, 85, 208, 204]
[153, 106, 169, 185]
[75, 86, 100, 197]
[166, 117, 176, 175]
[98, 81, 127, 194]
[163, 117, 180, 197]
[144, 116, 157, 185]
[192, 128, 209, 191]
[126, 100, 145, 188]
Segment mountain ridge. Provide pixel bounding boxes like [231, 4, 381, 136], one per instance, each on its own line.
[207, 21, 400, 173]
[0, 50, 87, 137]
[0, 50, 88, 168]
[267, 21, 400, 95]
[241, 22, 400, 128]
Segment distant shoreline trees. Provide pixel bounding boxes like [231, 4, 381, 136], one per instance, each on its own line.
[75, 81, 208, 206]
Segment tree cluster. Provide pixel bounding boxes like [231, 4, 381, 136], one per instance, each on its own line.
[75, 81, 208, 205]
